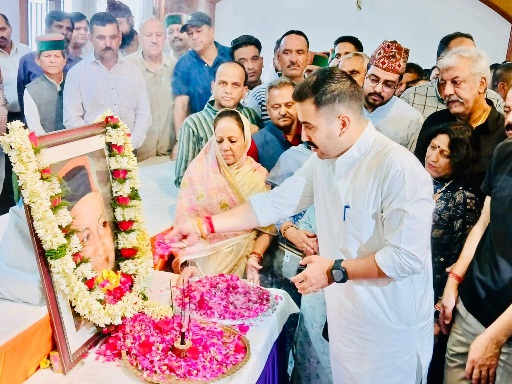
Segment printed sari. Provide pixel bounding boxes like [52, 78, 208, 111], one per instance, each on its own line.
[174, 110, 276, 277]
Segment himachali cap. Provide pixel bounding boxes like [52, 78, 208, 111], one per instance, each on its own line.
[312, 54, 329, 68]
[36, 33, 65, 52]
[165, 13, 185, 28]
[369, 40, 410, 75]
[180, 12, 212, 33]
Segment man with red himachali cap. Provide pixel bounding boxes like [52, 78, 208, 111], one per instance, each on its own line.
[363, 40, 423, 150]
[23, 34, 66, 134]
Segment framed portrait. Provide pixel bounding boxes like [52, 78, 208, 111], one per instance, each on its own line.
[24, 123, 111, 373]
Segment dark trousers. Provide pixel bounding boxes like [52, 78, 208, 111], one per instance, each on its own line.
[0, 112, 23, 214]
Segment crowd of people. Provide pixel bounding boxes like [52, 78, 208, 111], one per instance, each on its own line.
[1, 0, 512, 383]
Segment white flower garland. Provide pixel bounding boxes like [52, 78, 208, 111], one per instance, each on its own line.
[0, 115, 172, 327]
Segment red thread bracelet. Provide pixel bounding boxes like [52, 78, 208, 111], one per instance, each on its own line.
[448, 271, 463, 283]
[203, 215, 215, 234]
[249, 252, 263, 262]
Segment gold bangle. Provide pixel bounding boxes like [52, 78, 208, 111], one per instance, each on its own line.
[195, 217, 207, 239]
[281, 224, 297, 237]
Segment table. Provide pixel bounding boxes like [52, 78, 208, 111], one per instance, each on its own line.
[24, 271, 299, 384]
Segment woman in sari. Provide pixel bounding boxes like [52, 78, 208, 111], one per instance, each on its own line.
[173, 109, 276, 282]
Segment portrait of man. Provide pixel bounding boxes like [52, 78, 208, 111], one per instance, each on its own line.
[55, 152, 115, 273]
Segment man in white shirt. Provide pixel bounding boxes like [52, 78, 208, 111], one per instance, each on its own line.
[363, 40, 423, 150]
[0, 13, 30, 122]
[167, 67, 435, 383]
[0, 13, 30, 214]
[63, 12, 151, 149]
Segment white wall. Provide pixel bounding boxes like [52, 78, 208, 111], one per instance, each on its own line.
[215, 0, 511, 70]
[0, 0, 20, 43]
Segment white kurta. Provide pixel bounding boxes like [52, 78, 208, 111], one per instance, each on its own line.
[364, 95, 424, 151]
[251, 122, 434, 384]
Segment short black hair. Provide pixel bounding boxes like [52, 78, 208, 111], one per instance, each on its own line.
[45, 10, 73, 31]
[333, 35, 363, 52]
[491, 62, 512, 89]
[70, 12, 88, 25]
[280, 30, 309, 49]
[436, 32, 474, 60]
[405, 63, 424, 78]
[425, 121, 478, 180]
[273, 38, 281, 54]
[89, 12, 118, 34]
[0, 14, 11, 28]
[215, 61, 249, 86]
[230, 35, 262, 59]
[293, 67, 363, 116]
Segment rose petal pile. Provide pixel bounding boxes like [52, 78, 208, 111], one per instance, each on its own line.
[97, 313, 248, 381]
[174, 274, 272, 321]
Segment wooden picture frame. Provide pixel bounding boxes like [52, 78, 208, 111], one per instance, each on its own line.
[24, 123, 109, 373]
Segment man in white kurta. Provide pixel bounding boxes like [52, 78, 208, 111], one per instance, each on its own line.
[362, 40, 423, 151]
[251, 120, 434, 383]
[167, 67, 435, 383]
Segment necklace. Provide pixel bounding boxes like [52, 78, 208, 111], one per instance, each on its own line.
[473, 105, 491, 127]
[433, 179, 453, 200]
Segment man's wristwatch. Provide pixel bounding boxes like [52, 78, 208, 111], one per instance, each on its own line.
[330, 259, 348, 283]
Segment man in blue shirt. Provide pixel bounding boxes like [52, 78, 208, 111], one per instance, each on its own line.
[252, 77, 302, 171]
[171, 12, 230, 159]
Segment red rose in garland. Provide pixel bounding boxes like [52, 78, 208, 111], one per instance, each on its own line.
[116, 196, 130, 206]
[104, 116, 119, 125]
[112, 169, 128, 180]
[40, 167, 51, 179]
[28, 131, 39, 148]
[110, 144, 125, 155]
[120, 248, 138, 258]
[117, 220, 135, 231]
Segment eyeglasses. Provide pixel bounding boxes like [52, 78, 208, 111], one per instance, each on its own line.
[365, 75, 398, 93]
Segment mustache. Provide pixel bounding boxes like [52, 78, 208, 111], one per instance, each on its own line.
[505, 123, 512, 132]
[172, 37, 183, 42]
[445, 95, 464, 103]
[102, 47, 114, 51]
[303, 141, 318, 150]
[367, 91, 384, 100]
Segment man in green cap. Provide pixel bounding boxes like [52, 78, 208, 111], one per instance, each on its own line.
[23, 33, 66, 135]
[164, 13, 189, 60]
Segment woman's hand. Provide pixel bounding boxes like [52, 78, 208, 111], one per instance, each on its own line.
[246, 255, 262, 285]
[164, 220, 201, 250]
[285, 228, 319, 255]
[176, 266, 201, 286]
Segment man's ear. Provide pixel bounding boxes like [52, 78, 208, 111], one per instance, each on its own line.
[478, 76, 487, 94]
[337, 113, 351, 136]
[498, 82, 507, 99]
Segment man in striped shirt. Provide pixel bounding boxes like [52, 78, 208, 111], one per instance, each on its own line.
[174, 61, 261, 187]
[245, 30, 309, 124]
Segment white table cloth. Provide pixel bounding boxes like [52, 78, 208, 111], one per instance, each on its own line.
[24, 270, 299, 384]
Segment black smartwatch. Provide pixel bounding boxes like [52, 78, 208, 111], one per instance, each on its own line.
[330, 259, 348, 283]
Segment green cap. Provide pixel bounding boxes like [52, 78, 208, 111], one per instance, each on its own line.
[164, 13, 184, 28]
[36, 33, 65, 52]
[312, 54, 329, 68]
